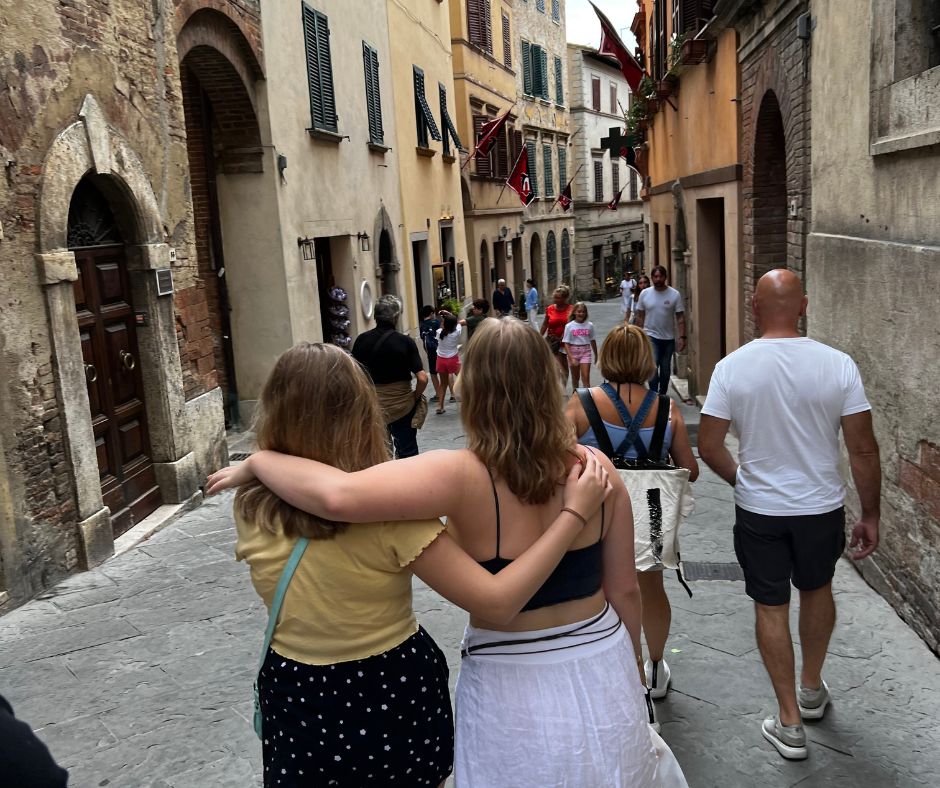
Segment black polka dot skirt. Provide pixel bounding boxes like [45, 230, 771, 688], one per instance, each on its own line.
[258, 626, 454, 787]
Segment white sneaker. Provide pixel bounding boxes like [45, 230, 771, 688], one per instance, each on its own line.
[645, 659, 671, 700]
[761, 716, 807, 760]
[798, 680, 831, 720]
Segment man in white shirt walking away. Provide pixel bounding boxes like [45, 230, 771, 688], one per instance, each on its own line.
[697, 269, 881, 763]
[634, 265, 686, 394]
[619, 270, 636, 321]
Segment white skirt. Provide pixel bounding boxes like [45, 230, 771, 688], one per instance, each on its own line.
[454, 604, 688, 788]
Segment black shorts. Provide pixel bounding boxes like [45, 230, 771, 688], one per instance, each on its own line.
[733, 505, 845, 606]
[427, 349, 438, 375]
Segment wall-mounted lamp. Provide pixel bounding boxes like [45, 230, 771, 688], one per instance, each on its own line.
[297, 236, 315, 261]
[357, 232, 371, 252]
[499, 225, 509, 238]
[277, 154, 288, 177]
[518, 223, 526, 235]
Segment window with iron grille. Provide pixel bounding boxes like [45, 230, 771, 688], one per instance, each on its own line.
[526, 140, 539, 197]
[439, 84, 463, 156]
[561, 229, 571, 283]
[546, 231, 557, 289]
[536, 0, 545, 12]
[593, 159, 604, 202]
[302, 4, 338, 133]
[552, 0, 560, 22]
[467, 0, 493, 53]
[414, 66, 442, 148]
[557, 145, 567, 191]
[611, 159, 620, 199]
[362, 42, 383, 145]
[543, 144, 554, 197]
[610, 82, 618, 114]
[502, 14, 512, 68]
[473, 114, 494, 176]
[591, 76, 601, 111]
[554, 56, 564, 104]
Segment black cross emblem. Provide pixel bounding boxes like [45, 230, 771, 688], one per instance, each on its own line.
[599, 126, 638, 168]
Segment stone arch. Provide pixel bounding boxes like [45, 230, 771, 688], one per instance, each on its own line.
[373, 205, 400, 297]
[174, 0, 264, 77]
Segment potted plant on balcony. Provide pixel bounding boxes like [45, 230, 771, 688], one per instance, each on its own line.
[659, 32, 685, 96]
[681, 36, 709, 65]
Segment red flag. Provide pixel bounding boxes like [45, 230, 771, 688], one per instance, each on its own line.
[462, 109, 511, 169]
[590, 2, 645, 93]
[607, 186, 625, 211]
[558, 181, 573, 212]
[507, 149, 535, 206]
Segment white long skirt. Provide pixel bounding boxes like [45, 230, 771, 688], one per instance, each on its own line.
[454, 605, 687, 788]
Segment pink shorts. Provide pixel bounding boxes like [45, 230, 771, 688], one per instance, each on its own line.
[567, 344, 592, 365]
[437, 354, 461, 375]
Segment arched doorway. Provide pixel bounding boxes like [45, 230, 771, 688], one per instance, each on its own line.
[68, 177, 162, 537]
[479, 240, 490, 298]
[750, 90, 787, 335]
[546, 231, 558, 292]
[561, 229, 572, 287]
[379, 229, 396, 296]
[529, 233, 543, 297]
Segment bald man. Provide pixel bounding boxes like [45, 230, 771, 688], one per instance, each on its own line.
[698, 269, 881, 762]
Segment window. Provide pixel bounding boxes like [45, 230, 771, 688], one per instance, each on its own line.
[467, 0, 493, 54]
[557, 145, 567, 190]
[522, 40, 532, 94]
[611, 159, 620, 198]
[653, 0, 667, 80]
[413, 66, 442, 148]
[501, 14, 512, 68]
[543, 144, 554, 197]
[473, 114, 494, 176]
[546, 231, 558, 289]
[630, 170, 638, 201]
[554, 56, 564, 104]
[362, 42, 384, 145]
[439, 85, 463, 156]
[526, 140, 539, 197]
[552, 0, 560, 22]
[561, 229, 571, 284]
[302, 4, 337, 132]
[591, 76, 601, 111]
[495, 122, 510, 178]
[593, 159, 604, 202]
[610, 82, 618, 114]
[536, 0, 545, 12]
[679, 0, 715, 35]
[522, 40, 549, 98]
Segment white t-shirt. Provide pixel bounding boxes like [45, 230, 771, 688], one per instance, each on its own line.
[636, 286, 684, 340]
[619, 279, 636, 311]
[435, 323, 462, 358]
[701, 338, 871, 516]
[562, 320, 595, 346]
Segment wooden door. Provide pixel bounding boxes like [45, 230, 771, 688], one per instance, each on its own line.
[73, 246, 162, 537]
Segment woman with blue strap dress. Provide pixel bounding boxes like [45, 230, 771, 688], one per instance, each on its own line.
[208, 320, 689, 787]
[221, 342, 611, 787]
[565, 323, 699, 712]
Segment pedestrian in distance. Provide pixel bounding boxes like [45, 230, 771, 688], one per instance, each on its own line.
[541, 284, 574, 389]
[352, 294, 427, 458]
[620, 270, 637, 320]
[562, 302, 598, 390]
[698, 269, 881, 762]
[461, 298, 489, 340]
[434, 311, 462, 412]
[634, 266, 686, 395]
[492, 278, 515, 317]
[210, 341, 610, 787]
[524, 278, 540, 329]
[627, 274, 651, 326]
[419, 305, 444, 405]
[565, 324, 699, 723]
[207, 319, 688, 788]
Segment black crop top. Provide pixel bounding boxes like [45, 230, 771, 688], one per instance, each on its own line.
[477, 469, 604, 612]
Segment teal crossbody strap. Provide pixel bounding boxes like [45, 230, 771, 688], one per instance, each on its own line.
[253, 536, 310, 738]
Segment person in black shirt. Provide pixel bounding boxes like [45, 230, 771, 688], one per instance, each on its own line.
[492, 279, 515, 317]
[353, 295, 428, 457]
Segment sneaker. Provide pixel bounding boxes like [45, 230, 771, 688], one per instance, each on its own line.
[645, 659, 671, 700]
[645, 689, 660, 734]
[429, 395, 439, 402]
[798, 680, 831, 720]
[761, 717, 807, 760]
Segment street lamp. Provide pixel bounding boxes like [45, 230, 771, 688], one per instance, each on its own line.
[297, 236, 315, 261]
[357, 232, 371, 252]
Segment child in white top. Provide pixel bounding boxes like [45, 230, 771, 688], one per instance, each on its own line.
[562, 302, 598, 390]
[434, 312, 462, 412]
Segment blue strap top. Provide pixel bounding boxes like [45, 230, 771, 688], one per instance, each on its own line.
[578, 385, 673, 460]
[477, 469, 604, 612]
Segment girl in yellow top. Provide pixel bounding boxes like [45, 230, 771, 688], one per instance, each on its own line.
[230, 343, 609, 787]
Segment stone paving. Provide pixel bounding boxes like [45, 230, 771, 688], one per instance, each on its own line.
[2, 301, 939, 787]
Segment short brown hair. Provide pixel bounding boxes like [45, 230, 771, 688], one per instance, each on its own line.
[234, 343, 390, 539]
[599, 324, 656, 384]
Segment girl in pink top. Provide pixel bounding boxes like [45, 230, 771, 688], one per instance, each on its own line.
[563, 302, 598, 390]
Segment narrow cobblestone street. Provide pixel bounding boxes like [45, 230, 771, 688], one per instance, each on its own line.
[2, 304, 938, 787]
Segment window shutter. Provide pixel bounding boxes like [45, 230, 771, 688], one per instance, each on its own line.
[557, 145, 567, 190]
[512, 129, 523, 164]
[610, 83, 618, 114]
[496, 125, 509, 178]
[539, 48, 549, 98]
[414, 66, 442, 146]
[552, 0, 560, 21]
[303, 5, 338, 132]
[611, 159, 620, 198]
[363, 43, 384, 145]
[522, 40, 532, 94]
[467, 0, 483, 47]
[536, 0, 545, 12]
[554, 56, 563, 104]
[440, 85, 463, 154]
[483, 0, 493, 53]
[473, 115, 492, 176]
[526, 140, 538, 197]
[681, 0, 715, 34]
[501, 14, 511, 68]
[593, 159, 604, 202]
[543, 144, 554, 197]
[591, 77, 601, 111]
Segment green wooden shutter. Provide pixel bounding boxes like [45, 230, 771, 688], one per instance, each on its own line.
[558, 145, 567, 190]
[315, 9, 337, 131]
[414, 66, 442, 146]
[363, 42, 384, 145]
[543, 144, 554, 197]
[554, 55, 563, 104]
[540, 48, 549, 99]
[531, 45, 542, 97]
[302, 5, 337, 132]
[552, 0, 560, 21]
[522, 40, 532, 95]
[526, 139, 538, 197]
[473, 115, 492, 176]
[501, 14, 511, 68]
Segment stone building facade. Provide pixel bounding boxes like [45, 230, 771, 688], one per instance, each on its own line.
[0, 0, 230, 610]
[567, 46, 644, 302]
[808, 0, 940, 651]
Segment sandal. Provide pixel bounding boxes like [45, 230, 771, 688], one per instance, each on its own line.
[436, 408, 445, 415]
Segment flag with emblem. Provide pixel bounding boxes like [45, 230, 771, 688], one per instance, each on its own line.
[507, 149, 535, 206]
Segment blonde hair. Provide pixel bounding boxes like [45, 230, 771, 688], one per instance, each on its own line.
[600, 324, 656, 383]
[572, 301, 589, 320]
[460, 319, 575, 504]
[234, 343, 390, 539]
[553, 284, 571, 300]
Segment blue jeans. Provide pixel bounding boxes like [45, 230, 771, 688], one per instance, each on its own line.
[388, 404, 419, 458]
[648, 337, 675, 395]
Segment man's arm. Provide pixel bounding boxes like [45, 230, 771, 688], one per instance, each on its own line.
[414, 370, 428, 399]
[676, 312, 687, 353]
[841, 410, 881, 559]
[697, 415, 737, 486]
